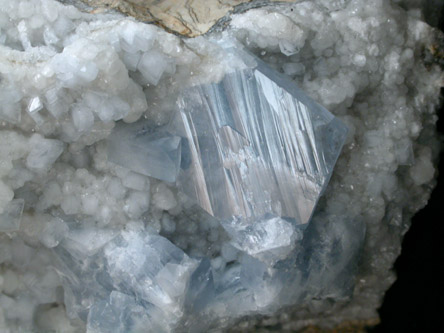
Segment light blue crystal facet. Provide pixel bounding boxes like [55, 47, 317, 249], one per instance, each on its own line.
[54, 227, 197, 331]
[171, 50, 347, 225]
[56, 42, 354, 332]
[86, 291, 152, 333]
[108, 46, 347, 225]
[107, 120, 182, 183]
[0, 199, 25, 232]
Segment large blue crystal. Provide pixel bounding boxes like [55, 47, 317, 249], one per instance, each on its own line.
[76, 40, 354, 332]
[108, 42, 347, 226]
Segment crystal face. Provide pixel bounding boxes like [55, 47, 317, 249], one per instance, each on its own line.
[108, 121, 182, 183]
[109, 46, 348, 225]
[94, 42, 352, 331]
[54, 226, 198, 332]
[172, 59, 348, 224]
[0, 199, 25, 232]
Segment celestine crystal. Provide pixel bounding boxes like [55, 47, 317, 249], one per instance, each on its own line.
[94, 41, 350, 331]
[0, 0, 441, 332]
[110, 41, 348, 226]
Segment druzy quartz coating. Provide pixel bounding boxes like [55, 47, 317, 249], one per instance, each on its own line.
[109, 42, 348, 225]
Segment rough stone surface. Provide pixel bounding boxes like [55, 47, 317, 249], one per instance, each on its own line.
[0, 0, 443, 332]
[68, 0, 296, 36]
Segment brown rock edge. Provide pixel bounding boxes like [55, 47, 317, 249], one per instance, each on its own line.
[78, 0, 294, 37]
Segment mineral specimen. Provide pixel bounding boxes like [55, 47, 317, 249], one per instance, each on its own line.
[110, 43, 348, 226]
[0, 0, 442, 332]
[74, 39, 349, 330]
[107, 121, 182, 182]
[0, 199, 25, 233]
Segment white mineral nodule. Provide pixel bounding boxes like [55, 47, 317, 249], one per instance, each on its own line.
[0, 0, 442, 332]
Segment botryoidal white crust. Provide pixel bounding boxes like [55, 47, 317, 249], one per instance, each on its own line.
[0, 0, 442, 331]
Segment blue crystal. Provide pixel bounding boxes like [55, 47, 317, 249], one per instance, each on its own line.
[108, 43, 347, 226]
[107, 120, 182, 183]
[74, 40, 355, 331]
[54, 227, 198, 331]
[0, 199, 24, 232]
[171, 49, 347, 225]
[86, 291, 158, 333]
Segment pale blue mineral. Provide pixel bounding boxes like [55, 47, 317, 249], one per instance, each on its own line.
[107, 120, 182, 183]
[171, 46, 347, 224]
[73, 40, 354, 332]
[0, 199, 25, 232]
[108, 42, 347, 226]
[86, 291, 153, 333]
[53, 226, 197, 331]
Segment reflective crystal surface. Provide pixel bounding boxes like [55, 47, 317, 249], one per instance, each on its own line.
[107, 120, 182, 182]
[0, 199, 25, 232]
[172, 56, 347, 224]
[221, 216, 302, 264]
[62, 41, 353, 332]
[109, 44, 347, 225]
[54, 226, 197, 332]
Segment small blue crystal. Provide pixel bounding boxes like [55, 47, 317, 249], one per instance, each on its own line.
[0, 199, 24, 232]
[107, 120, 182, 183]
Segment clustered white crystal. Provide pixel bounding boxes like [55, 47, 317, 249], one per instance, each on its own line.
[0, 0, 442, 331]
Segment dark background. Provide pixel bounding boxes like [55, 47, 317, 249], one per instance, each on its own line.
[371, 7, 444, 331]
[372, 114, 444, 332]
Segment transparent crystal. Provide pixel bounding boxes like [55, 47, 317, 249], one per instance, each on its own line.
[107, 120, 182, 182]
[0, 199, 25, 232]
[172, 59, 347, 224]
[221, 216, 302, 264]
[109, 44, 347, 225]
[27, 96, 43, 113]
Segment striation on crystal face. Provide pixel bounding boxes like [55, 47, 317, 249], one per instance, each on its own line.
[109, 41, 348, 226]
[172, 52, 348, 224]
[98, 40, 351, 331]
